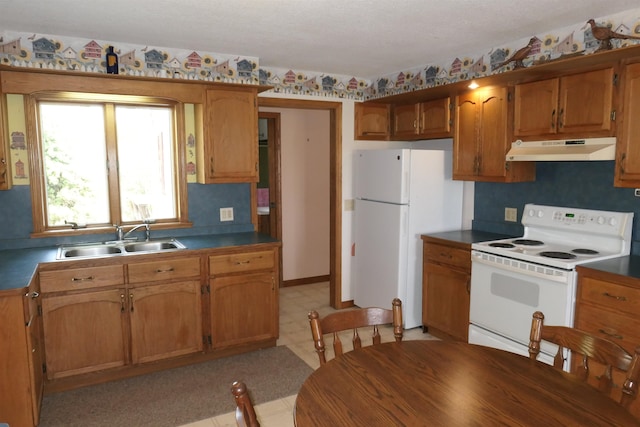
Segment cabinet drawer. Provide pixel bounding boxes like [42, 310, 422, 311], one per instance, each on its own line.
[424, 243, 470, 271]
[128, 257, 200, 284]
[209, 250, 275, 275]
[575, 303, 640, 353]
[578, 277, 640, 316]
[40, 265, 124, 293]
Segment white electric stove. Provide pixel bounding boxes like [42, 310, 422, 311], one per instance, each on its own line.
[468, 204, 634, 367]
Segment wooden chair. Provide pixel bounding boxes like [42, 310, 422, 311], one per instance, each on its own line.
[230, 381, 260, 427]
[529, 311, 640, 410]
[308, 298, 403, 365]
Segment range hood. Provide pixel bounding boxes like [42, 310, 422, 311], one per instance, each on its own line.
[506, 137, 616, 161]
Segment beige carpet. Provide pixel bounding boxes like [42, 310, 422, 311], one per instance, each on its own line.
[39, 346, 313, 427]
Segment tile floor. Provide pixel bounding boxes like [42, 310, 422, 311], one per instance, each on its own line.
[181, 282, 437, 427]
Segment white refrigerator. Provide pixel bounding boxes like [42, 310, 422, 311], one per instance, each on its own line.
[353, 148, 464, 329]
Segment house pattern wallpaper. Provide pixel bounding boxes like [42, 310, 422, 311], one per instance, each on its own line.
[368, 8, 640, 100]
[1, 7, 640, 102]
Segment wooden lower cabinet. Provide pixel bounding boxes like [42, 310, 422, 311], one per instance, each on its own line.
[208, 248, 279, 348]
[41, 288, 128, 379]
[0, 284, 43, 427]
[210, 273, 277, 348]
[12, 243, 280, 426]
[421, 237, 471, 341]
[574, 265, 640, 419]
[129, 281, 203, 364]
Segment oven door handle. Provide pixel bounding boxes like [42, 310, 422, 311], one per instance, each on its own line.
[471, 251, 571, 284]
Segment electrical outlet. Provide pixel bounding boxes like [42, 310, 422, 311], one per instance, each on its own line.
[635, 189, 640, 197]
[220, 207, 234, 222]
[344, 199, 355, 211]
[505, 207, 518, 222]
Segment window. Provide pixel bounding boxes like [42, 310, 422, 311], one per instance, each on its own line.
[29, 93, 189, 236]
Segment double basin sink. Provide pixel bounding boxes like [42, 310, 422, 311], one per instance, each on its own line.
[57, 238, 186, 260]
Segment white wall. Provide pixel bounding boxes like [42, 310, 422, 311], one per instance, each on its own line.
[260, 103, 331, 282]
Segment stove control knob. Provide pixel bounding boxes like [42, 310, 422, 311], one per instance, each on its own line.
[609, 217, 617, 226]
[527, 208, 536, 217]
[597, 216, 605, 225]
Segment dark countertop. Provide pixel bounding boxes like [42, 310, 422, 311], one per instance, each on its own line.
[576, 255, 640, 281]
[0, 232, 279, 292]
[421, 230, 513, 246]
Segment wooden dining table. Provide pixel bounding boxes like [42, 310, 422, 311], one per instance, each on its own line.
[294, 340, 640, 426]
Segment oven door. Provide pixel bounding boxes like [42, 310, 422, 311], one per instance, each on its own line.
[469, 250, 576, 361]
[469, 325, 555, 365]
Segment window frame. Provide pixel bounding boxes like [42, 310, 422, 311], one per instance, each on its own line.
[26, 92, 191, 237]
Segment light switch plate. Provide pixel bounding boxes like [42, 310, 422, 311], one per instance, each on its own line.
[505, 207, 518, 222]
[344, 199, 355, 211]
[220, 207, 234, 222]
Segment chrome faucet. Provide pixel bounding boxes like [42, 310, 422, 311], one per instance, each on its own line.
[114, 224, 124, 240]
[123, 223, 151, 241]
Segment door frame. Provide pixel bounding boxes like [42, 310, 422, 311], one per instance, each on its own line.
[257, 97, 344, 309]
[255, 112, 283, 284]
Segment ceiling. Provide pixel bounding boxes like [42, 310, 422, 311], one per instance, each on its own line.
[1, 0, 639, 79]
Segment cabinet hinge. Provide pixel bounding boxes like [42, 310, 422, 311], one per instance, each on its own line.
[37, 305, 42, 316]
[42, 363, 47, 374]
[207, 335, 212, 345]
[201, 284, 210, 294]
[507, 91, 512, 102]
[613, 73, 619, 86]
[611, 110, 616, 121]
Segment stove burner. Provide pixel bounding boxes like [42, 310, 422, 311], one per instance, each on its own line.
[512, 239, 544, 246]
[572, 248, 599, 255]
[489, 243, 516, 248]
[539, 251, 577, 260]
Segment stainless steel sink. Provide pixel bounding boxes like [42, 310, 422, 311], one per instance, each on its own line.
[57, 238, 186, 259]
[62, 245, 122, 258]
[123, 239, 186, 253]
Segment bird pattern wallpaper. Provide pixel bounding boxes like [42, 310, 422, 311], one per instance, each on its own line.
[0, 8, 639, 101]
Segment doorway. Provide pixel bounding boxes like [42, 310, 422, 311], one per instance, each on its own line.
[256, 113, 281, 242]
[257, 97, 344, 309]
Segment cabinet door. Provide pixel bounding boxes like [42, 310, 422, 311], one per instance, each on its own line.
[559, 68, 614, 134]
[0, 293, 40, 427]
[129, 281, 203, 364]
[41, 289, 127, 379]
[210, 272, 277, 348]
[453, 92, 478, 179]
[477, 86, 510, 179]
[26, 289, 43, 425]
[392, 103, 420, 138]
[201, 88, 258, 183]
[514, 78, 559, 137]
[354, 102, 390, 140]
[615, 62, 640, 187]
[423, 261, 470, 341]
[418, 98, 452, 138]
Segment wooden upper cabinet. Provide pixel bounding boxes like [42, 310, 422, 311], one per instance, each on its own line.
[453, 86, 535, 182]
[392, 98, 452, 140]
[354, 102, 390, 140]
[514, 67, 615, 138]
[615, 61, 640, 187]
[197, 87, 258, 183]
